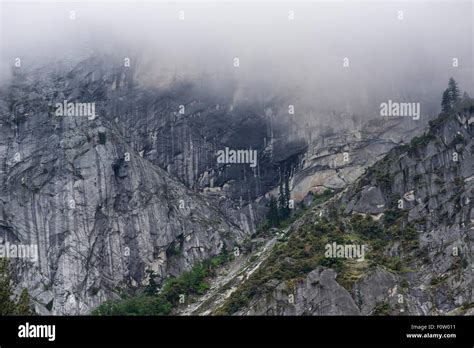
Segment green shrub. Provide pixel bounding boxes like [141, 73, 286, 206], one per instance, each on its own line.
[92, 295, 172, 315]
[0, 259, 35, 315]
[92, 252, 230, 315]
[373, 302, 391, 315]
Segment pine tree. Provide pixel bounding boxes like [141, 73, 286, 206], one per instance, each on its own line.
[267, 195, 279, 227]
[441, 78, 461, 113]
[220, 243, 229, 261]
[0, 259, 34, 315]
[15, 289, 33, 315]
[447, 77, 460, 108]
[0, 258, 16, 315]
[144, 270, 159, 295]
[441, 89, 451, 113]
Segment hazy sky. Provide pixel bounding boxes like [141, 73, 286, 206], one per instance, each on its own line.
[0, 0, 472, 115]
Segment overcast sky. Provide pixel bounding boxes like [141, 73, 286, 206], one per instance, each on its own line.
[0, 0, 472, 115]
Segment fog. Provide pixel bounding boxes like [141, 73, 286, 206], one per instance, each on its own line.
[0, 0, 472, 116]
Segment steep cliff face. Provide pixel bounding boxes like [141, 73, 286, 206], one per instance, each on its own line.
[0, 57, 308, 314]
[44, 57, 320, 236]
[291, 116, 426, 201]
[0, 61, 248, 314]
[340, 109, 473, 315]
[1, 56, 465, 316]
[204, 107, 472, 316]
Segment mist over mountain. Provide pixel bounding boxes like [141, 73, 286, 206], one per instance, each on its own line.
[0, 0, 472, 317]
[1, 1, 472, 116]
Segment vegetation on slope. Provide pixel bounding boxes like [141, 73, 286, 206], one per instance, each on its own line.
[215, 79, 473, 315]
[214, 208, 421, 315]
[0, 259, 35, 315]
[92, 252, 230, 315]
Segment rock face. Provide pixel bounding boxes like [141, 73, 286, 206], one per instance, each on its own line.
[1, 55, 470, 316]
[0, 57, 309, 314]
[0, 59, 248, 314]
[341, 110, 473, 314]
[241, 268, 360, 315]
[291, 117, 426, 201]
[205, 108, 472, 316]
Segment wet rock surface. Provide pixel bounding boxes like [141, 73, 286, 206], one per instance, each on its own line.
[1, 57, 470, 315]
